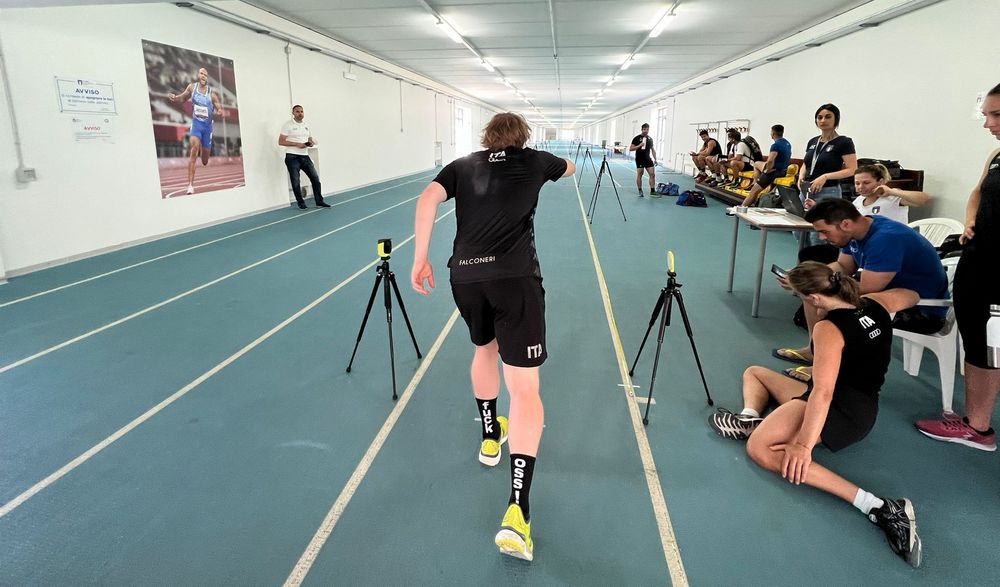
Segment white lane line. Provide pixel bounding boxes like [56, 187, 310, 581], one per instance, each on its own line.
[0, 196, 433, 375]
[0, 174, 435, 309]
[0, 210, 456, 520]
[283, 308, 461, 587]
[571, 174, 689, 586]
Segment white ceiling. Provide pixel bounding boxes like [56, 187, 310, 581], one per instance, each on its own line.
[247, 0, 872, 126]
[2, 0, 872, 126]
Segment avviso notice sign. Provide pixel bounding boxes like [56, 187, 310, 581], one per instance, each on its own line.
[55, 78, 117, 114]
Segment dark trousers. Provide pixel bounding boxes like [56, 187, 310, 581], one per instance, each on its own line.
[285, 153, 324, 206]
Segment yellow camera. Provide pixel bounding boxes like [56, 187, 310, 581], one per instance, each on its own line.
[377, 238, 392, 259]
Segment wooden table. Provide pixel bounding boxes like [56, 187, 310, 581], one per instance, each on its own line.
[727, 209, 814, 317]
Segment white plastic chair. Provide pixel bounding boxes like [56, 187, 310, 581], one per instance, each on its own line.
[908, 217, 964, 247]
[893, 256, 960, 412]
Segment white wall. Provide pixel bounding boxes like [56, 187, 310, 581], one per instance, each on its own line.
[581, 0, 1000, 221]
[0, 3, 494, 274]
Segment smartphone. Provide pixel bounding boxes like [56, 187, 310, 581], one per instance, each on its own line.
[771, 264, 788, 279]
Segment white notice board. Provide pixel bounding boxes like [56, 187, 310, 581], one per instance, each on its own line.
[55, 77, 117, 114]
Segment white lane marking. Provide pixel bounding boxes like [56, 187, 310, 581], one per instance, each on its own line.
[0, 174, 435, 309]
[0, 196, 427, 374]
[633, 397, 657, 405]
[283, 309, 461, 587]
[0, 210, 456, 520]
[570, 174, 689, 586]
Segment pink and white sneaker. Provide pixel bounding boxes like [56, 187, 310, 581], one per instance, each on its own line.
[915, 416, 996, 452]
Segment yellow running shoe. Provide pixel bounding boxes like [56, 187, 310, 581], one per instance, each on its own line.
[478, 415, 508, 467]
[495, 503, 533, 561]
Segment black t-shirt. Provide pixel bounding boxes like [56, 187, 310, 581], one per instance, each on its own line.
[631, 134, 654, 163]
[972, 150, 1000, 252]
[818, 298, 893, 398]
[433, 147, 567, 283]
[803, 135, 856, 181]
[704, 138, 722, 157]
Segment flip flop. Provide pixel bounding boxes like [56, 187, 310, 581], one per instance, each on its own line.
[771, 348, 813, 366]
[782, 366, 812, 383]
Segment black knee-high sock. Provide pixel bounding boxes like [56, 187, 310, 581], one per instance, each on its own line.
[509, 454, 536, 520]
[477, 398, 500, 440]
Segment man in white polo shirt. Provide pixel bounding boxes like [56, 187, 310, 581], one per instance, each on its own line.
[278, 105, 328, 209]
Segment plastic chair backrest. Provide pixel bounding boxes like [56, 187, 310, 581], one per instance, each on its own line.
[908, 217, 964, 247]
[785, 163, 799, 178]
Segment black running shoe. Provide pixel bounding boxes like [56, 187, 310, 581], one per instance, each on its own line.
[869, 498, 922, 568]
[708, 408, 762, 440]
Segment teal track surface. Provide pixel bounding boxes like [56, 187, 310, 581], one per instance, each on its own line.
[1, 149, 997, 585]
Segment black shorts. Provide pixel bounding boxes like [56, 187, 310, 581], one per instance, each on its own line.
[451, 276, 547, 368]
[954, 247, 1000, 369]
[757, 167, 785, 188]
[795, 384, 878, 452]
[636, 158, 654, 169]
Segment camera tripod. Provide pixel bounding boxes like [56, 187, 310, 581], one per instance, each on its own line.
[629, 252, 713, 425]
[346, 242, 422, 401]
[581, 150, 627, 224]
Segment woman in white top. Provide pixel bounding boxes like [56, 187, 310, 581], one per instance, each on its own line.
[852, 163, 930, 223]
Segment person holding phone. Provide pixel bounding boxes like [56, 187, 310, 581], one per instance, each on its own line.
[630, 123, 657, 197]
[709, 262, 922, 567]
[278, 104, 328, 209]
[799, 104, 857, 245]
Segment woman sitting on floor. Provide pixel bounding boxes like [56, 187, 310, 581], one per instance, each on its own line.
[708, 262, 922, 567]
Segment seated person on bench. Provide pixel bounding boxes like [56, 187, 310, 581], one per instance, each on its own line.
[742, 125, 792, 206]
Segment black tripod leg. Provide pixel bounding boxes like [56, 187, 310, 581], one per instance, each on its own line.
[389, 272, 423, 358]
[629, 291, 666, 376]
[644, 294, 672, 426]
[604, 161, 627, 222]
[383, 273, 398, 401]
[347, 273, 382, 372]
[588, 165, 603, 221]
[673, 290, 714, 406]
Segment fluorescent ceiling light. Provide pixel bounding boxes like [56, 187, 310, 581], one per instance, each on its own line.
[606, 78, 616, 87]
[481, 60, 495, 72]
[436, 20, 462, 43]
[649, 12, 675, 38]
[621, 56, 635, 70]
[502, 78, 512, 88]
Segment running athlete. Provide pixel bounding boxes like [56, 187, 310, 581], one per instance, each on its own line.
[167, 67, 223, 195]
[411, 112, 575, 561]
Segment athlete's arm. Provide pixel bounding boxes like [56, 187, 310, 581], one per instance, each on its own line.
[561, 159, 576, 177]
[763, 150, 777, 173]
[166, 83, 193, 103]
[872, 185, 929, 207]
[211, 90, 225, 119]
[411, 181, 448, 295]
[961, 147, 999, 243]
[857, 269, 895, 294]
[277, 133, 308, 148]
[865, 288, 920, 313]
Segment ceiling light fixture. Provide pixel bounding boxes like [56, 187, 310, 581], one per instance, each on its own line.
[437, 19, 462, 43]
[648, 12, 676, 38]
[606, 77, 616, 87]
[621, 56, 635, 70]
[480, 60, 495, 72]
